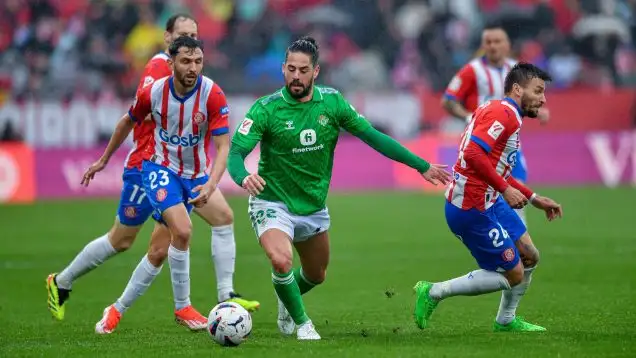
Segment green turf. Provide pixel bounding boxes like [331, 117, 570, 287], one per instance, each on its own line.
[1, 187, 634, 357]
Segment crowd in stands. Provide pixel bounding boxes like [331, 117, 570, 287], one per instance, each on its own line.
[0, 0, 635, 101]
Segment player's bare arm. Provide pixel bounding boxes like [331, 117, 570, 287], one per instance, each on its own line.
[441, 97, 472, 120]
[81, 113, 135, 187]
[189, 133, 229, 207]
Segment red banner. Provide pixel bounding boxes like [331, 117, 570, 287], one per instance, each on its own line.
[0, 142, 35, 203]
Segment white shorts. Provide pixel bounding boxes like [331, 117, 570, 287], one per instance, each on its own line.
[248, 197, 330, 242]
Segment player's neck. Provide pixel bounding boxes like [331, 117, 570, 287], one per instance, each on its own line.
[298, 87, 314, 103]
[173, 79, 196, 97]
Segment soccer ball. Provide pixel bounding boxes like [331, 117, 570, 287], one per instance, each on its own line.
[207, 302, 252, 346]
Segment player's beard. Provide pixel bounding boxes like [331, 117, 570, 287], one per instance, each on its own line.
[521, 95, 540, 118]
[178, 71, 198, 90]
[287, 78, 313, 99]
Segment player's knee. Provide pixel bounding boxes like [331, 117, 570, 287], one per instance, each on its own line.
[505, 266, 525, 287]
[522, 248, 540, 268]
[270, 252, 293, 274]
[171, 223, 192, 246]
[147, 243, 169, 266]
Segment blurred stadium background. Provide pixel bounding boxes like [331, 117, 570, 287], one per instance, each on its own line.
[1, 0, 635, 357]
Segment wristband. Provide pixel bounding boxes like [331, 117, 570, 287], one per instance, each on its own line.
[529, 193, 537, 203]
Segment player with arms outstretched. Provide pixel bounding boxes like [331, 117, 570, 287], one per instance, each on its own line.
[442, 23, 549, 225]
[414, 63, 562, 332]
[228, 36, 451, 340]
[46, 16, 257, 333]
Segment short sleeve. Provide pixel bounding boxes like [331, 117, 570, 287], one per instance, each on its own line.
[231, 102, 267, 151]
[337, 93, 372, 135]
[206, 83, 230, 136]
[444, 64, 476, 104]
[128, 86, 152, 122]
[470, 106, 518, 153]
[136, 57, 171, 93]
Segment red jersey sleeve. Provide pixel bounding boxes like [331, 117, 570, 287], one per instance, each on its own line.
[206, 83, 230, 136]
[469, 105, 518, 153]
[444, 64, 476, 104]
[128, 86, 152, 122]
[136, 56, 171, 94]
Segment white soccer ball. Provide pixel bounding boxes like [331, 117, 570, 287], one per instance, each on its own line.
[207, 301, 252, 346]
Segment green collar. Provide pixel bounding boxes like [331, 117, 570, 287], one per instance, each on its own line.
[281, 85, 323, 104]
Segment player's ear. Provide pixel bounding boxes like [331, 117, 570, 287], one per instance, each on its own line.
[163, 31, 172, 46]
[313, 64, 320, 79]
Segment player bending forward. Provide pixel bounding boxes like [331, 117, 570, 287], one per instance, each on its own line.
[414, 63, 563, 332]
[442, 23, 550, 225]
[228, 36, 451, 340]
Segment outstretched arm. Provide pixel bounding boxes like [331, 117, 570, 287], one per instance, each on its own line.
[354, 127, 430, 173]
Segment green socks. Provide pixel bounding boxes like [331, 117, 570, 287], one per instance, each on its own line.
[293, 267, 317, 295]
[272, 269, 309, 325]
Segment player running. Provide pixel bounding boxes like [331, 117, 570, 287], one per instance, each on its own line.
[227, 36, 451, 340]
[46, 15, 258, 333]
[442, 23, 549, 225]
[414, 63, 563, 332]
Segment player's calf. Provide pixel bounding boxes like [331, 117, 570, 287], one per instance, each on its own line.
[147, 223, 171, 267]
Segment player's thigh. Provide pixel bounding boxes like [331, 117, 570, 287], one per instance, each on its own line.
[514, 232, 540, 268]
[248, 197, 295, 243]
[294, 231, 330, 284]
[492, 196, 527, 243]
[260, 229, 294, 273]
[142, 161, 191, 227]
[193, 188, 234, 226]
[115, 170, 154, 227]
[444, 201, 520, 272]
[160, 203, 193, 242]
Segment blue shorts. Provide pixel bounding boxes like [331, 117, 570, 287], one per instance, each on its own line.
[445, 196, 527, 272]
[141, 161, 209, 224]
[511, 148, 528, 182]
[117, 168, 154, 226]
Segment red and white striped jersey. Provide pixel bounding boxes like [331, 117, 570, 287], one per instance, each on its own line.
[444, 56, 517, 113]
[124, 52, 172, 170]
[445, 98, 523, 211]
[128, 75, 230, 179]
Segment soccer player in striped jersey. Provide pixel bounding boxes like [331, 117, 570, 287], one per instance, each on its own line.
[46, 15, 257, 333]
[442, 23, 550, 225]
[414, 63, 563, 332]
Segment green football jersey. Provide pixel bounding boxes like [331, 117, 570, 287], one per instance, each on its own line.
[231, 85, 371, 215]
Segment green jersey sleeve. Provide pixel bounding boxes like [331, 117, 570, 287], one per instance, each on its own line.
[231, 102, 268, 151]
[336, 93, 372, 135]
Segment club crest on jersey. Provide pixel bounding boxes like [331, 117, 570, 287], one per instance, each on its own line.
[487, 121, 505, 140]
[143, 76, 154, 88]
[286, 121, 295, 130]
[238, 118, 253, 135]
[502, 248, 515, 262]
[193, 112, 206, 125]
[124, 206, 137, 218]
[318, 115, 329, 127]
[156, 188, 167, 202]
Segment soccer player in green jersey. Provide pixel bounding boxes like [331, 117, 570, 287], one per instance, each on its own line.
[227, 36, 451, 340]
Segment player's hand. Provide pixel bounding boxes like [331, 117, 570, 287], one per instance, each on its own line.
[188, 181, 217, 208]
[81, 157, 108, 187]
[421, 164, 452, 186]
[531, 195, 563, 221]
[242, 173, 266, 196]
[503, 186, 528, 209]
